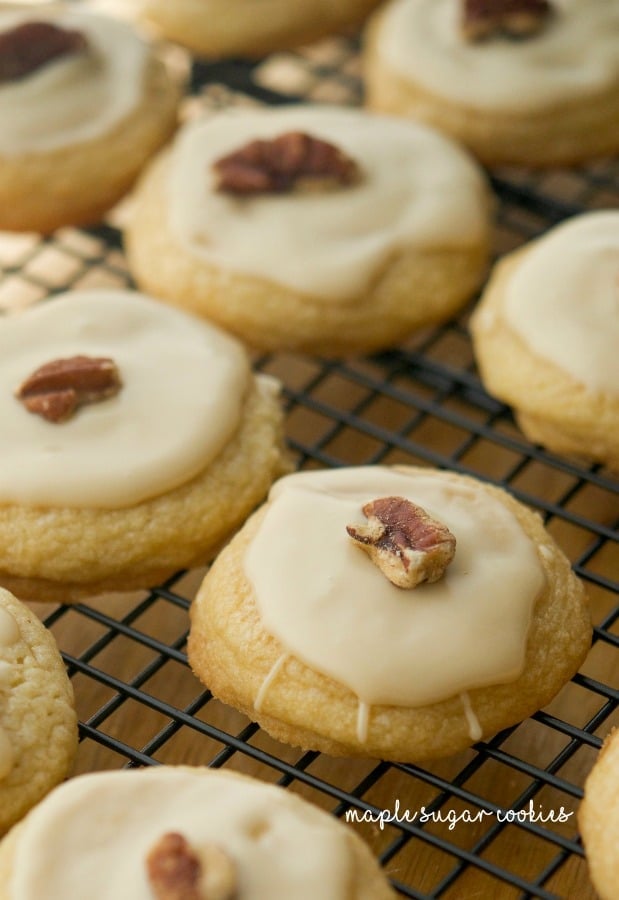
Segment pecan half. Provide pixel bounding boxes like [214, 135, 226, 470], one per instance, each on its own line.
[0, 22, 89, 83]
[213, 131, 361, 196]
[16, 355, 121, 424]
[347, 497, 456, 589]
[462, 0, 553, 41]
[146, 833, 237, 900]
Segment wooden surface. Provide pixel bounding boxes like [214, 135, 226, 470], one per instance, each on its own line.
[0, 24, 618, 900]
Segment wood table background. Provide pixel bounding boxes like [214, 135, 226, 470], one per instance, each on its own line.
[1, 16, 618, 900]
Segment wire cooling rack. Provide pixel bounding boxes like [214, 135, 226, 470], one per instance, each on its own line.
[1, 33, 618, 900]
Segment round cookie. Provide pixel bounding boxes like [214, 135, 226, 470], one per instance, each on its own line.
[0, 7, 180, 232]
[139, 0, 383, 59]
[188, 466, 591, 762]
[125, 105, 492, 356]
[0, 290, 289, 604]
[0, 587, 77, 835]
[470, 211, 619, 470]
[364, 0, 619, 167]
[579, 729, 619, 900]
[0, 766, 396, 899]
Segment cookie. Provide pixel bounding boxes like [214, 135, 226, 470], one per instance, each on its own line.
[188, 465, 591, 762]
[0, 290, 289, 603]
[470, 211, 619, 470]
[0, 7, 180, 232]
[579, 728, 619, 900]
[0, 587, 77, 835]
[0, 766, 395, 899]
[125, 105, 492, 356]
[139, 0, 382, 58]
[364, 0, 619, 167]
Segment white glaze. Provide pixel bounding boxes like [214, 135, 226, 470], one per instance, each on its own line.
[254, 653, 287, 713]
[244, 468, 544, 709]
[0, 291, 250, 508]
[10, 768, 352, 900]
[377, 0, 619, 113]
[0, 8, 148, 155]
[503, 211, 619, 395]
[460, 692, 482, 741]
[0, 606, 19, 646]
[356, 701, 370, 743]
[167, 106, 489, 301]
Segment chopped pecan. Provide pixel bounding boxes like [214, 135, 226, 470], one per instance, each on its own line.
[347, 497, 456, 589]
[146, 833, 237, 900]
[461, 0, 553, 41]
[213, 131, 361, 196]
[16, 355, 121, 424]
[0, 22, 89, 83]
[146, 833, 203, 900]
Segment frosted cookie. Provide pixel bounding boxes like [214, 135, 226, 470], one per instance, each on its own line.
[0, 766, 395, 899]
[364, 0, 619, 167]
[470, 211, 619, 470]
[125, 105, 492, 356]
[579, 729, 619, 900]
[139, 0, 382, 59]
[0, 7, 180, 232]
[0, 290, 288, 603]
[188, 466, 591, 762]
[0, 587, 77, 835]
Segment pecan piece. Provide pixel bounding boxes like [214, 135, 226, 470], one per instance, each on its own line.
[147, 833, 203, 900]
[0, 22, 89, 84]
[462, 0, 553, 41]
[213, 131, 361, 196]
[347, 497, 456, 589]
[198, 844, 237, 900]
[146, 833, 237, 900]
[16, 355, 121, 424]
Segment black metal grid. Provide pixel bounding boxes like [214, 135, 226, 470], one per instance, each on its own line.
[1, 34, 617, 900]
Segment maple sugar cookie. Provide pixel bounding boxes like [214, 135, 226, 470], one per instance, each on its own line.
[364, 0, 619, 167]
[0, 7, 180, 232]
[579, 728, 619, 900]
[0, 587, 77, 836]
[139, 0, 383, 59]
[188, 465, 591, 762]
[470, 211, 619, 469]
[0, 766, 395, 899]
[125, 105, 492, 356]
[0, 290, 288, 603]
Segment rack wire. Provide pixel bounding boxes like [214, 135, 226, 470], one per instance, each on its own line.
[1, 33, 617, 900]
